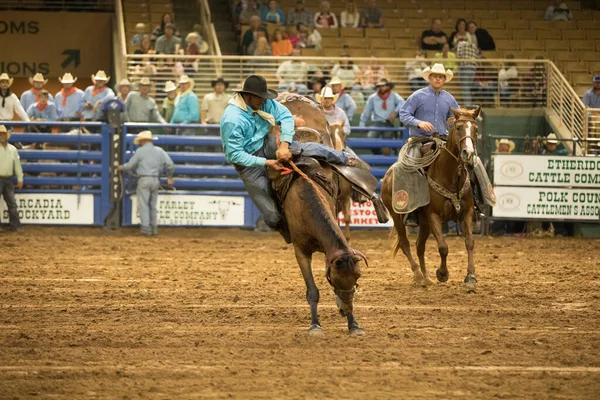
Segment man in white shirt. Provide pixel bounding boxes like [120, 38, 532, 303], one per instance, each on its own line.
[201, 78, 232, 125]
[276, 48, 309, 94]
[0, 125, 23, 232]
[0, 73, 29, 122]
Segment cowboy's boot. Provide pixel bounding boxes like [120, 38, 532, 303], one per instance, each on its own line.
[403, 211, 418, 227]
[471, 181, 486, 219]
[347, 155, 371, 171]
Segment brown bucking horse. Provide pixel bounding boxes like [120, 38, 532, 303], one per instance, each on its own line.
[270, 93, 368, 335]
[381, 107, 481, 291]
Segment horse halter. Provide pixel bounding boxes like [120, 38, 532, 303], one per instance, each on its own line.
[445, 116, 478, 164]
[324, 248, 368, 302]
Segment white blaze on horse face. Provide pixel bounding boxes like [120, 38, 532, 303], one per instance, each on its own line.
[464, 121, 475, 155]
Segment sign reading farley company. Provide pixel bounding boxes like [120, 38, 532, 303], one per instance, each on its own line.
[493, 155, 600, 188]
[338, 200, 393, 228]
[493, 186, 600, 221]
[131, 195, 246, 226]
[0, 12, 112, 78]
[0, 193, 94, 224]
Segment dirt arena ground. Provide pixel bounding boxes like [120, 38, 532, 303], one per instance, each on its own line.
[0, 227, 599, 399]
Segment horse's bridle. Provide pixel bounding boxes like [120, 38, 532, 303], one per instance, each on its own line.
[324, 248, 369, 301]
[444, 116, 479, 163]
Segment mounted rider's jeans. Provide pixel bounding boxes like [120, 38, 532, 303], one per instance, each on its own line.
[235, 134, 348, 229]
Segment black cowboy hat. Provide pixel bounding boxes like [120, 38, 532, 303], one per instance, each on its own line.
[211, 77, 230, 89]
[236, 75, 277, 99]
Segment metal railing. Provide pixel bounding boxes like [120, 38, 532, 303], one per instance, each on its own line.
[0, 0, 114, 11]
[113, 0, 128, 82]
[198, 0, 221, 58]
[588, 108, 600, 154]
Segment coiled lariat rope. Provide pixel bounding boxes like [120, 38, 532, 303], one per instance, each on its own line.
[397, 136, 447, 172]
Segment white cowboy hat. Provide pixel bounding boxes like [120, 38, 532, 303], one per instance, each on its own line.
[0, 125, 10, 139]
[138, 77, 151, 86]
[91, 70, 110, 83]
[545, 133, 558, 144]
[115, 78, 131, 92]
[329, 76, 344, 86]
[315, 86, 339, 104]
[186, 31, 199, 42]
[29, 73, 48, 86]
[135, 22, 146, 30]
[133, 130, 156, 145]
[422, 63, 454, 83]
[163, 80, 177, 92]
[495, 138, 515, 153]
[178, 74, 195, 89]
[0, 73, 14, 87]
[58, 73, 77, 84]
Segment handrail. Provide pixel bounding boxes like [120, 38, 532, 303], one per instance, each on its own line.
[113, 0, 128, 83]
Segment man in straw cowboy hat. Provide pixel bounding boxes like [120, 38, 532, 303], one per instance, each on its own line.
[20, 73, 54, 112]
[316, 86, 350, 137]
[542, 133, 568, 155]
[201, 77, 231, 126]
[161, 80, 178, 123]
[220, 74, 370, 243]
[83, 70, 115, 121]
[124, 77, 166, 124]
[171, 75, 200, 125]
[329, 75, 357, 122]
[115, 78, 132, 102]
[118, 130, 174, 236]
[399, 62, 494, 225]
[0, 73, 29, 122]
[495, 138, 515, 154]
[55, 73, 85, 121]
[360, 78, 405, 155]
[0, 125, 23, 232]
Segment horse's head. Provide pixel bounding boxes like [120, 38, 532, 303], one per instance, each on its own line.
[449, 106, 481, 167]
[329, 121, 346, 151]
[326, 249, 368, 315]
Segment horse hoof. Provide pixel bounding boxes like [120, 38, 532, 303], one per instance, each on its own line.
[436, 268, 449, 283]
[308, 325, 324, 335]
[349, 327, 366, 336]
[464, 273, 477, 292]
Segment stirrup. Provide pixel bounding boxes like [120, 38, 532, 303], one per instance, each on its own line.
[403, 212, 418, 227]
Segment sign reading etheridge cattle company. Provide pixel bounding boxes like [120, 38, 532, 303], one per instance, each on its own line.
[0, 12, 112, 78]
[0, 193, 94, 224]
[493, 155, 600, 188]
[131, 195, 246, 226]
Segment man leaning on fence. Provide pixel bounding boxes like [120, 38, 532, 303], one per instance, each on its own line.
[0, 125, 23, 233]
[55, 73, 85, 121]
[124, 77, 167, 125]
[118, 131, 174, 236]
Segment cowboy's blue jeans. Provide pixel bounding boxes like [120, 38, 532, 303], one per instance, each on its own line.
[137, 177, 160, 234]
[236, 134, 348, 229]
[0, 178, 21, 229]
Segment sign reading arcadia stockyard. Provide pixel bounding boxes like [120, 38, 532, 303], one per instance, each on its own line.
[0, 193, 94, 224]
[0, 12, 112, 77]
[493, 155, 600, 188]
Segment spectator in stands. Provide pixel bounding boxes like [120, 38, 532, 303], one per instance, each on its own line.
[331, 56, 360, 89]
[497, 54, 519, 105]
[314, 1, 338, 28]
[0, 74, 28, 121]
[237, 0, 261, 26]
[360, 0, 384, 28]
[496, 137, 515, 154]
[405, 51, 429, 92]
[155, 23, 182, 55]
[525, 56, 546, 107]
[83, 70, 115, 121]
[434, 43, 457, 71]
[309, 77, 326, 101]
[171, 75, 200, 125]
[55, 73, 84, 121]
[341, 0, 360, 28]
[358, 61, 390, 94]
[449, 19, 474, 50]
[152, 12, 180, 41]
[184, 32, 206, 76]
[271, 28, 293, 56]
[318, 86, 351, 137]
[134, 35, 156, 62]
[131, 23, 146, 47]
[161, 81, 178, 123]
[276, 48, 309, 94]
[330, 76, 357, 122]
[26, 90, 57, 123]
[262, 0, 286, 25]
[21, 73, 54, 112]
[360, 78, 405, 155]
[187, 24, 205, 46]
[0, 125, 23, 232]
[124, 77, 166, 124]
[542, 133, 568, 155]
[253, 36, 272, 58]
[582, 75, 600, 108]
[202, 78, 231, 126]
[306, 25, 322, 49]
[473, 57, 497, 107]
[421, 18, 448, 51]
[467, 21, 495, 51]
[287, 0, 313, 27]
[242, 16, 269, 55]
[115, 79, 131, 102]
[545, 0, 573, 21]
[286, 23, 303, 48]
[456, 37, 479, 108]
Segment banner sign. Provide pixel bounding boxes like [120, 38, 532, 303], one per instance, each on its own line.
[131, 194, 246, 226]
[493, 155, 600, 188]
[492, 186, 600, 221]
[0, 193, 94, 224]
[338, 200, 393, 228]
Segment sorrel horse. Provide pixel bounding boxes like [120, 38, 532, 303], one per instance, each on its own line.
[271, 94, 368, 334]
[381, 107, 481, 291]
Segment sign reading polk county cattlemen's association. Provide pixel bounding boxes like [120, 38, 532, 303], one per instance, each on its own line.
[493, 186, 600, 221]
[0, 193, 94, 224]
[493, 155, 600, 188]
[131, 195, 246, 226]
[338, 200, 393, 228]
[0, 12, 112, 78]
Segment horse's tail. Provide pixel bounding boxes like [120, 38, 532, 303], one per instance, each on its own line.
[390, 223, 402, 258]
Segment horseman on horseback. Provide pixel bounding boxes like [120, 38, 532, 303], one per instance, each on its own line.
[398, 63, 494, 226]
[220, 75, 369, 243]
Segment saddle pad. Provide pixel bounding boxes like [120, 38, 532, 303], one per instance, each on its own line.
[392, 162, 430, 214]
